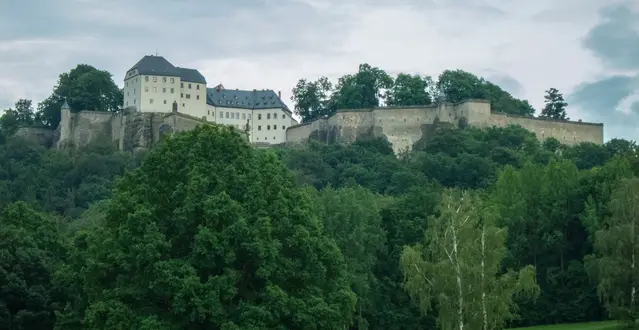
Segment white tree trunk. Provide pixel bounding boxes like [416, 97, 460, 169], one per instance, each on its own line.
[481, 223, 488, 330]
[452, 221, 464, 330]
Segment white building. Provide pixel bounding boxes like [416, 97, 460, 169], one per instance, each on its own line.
[123, 55, 297, 144]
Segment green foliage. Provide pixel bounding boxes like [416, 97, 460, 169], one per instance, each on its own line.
[540, 88, 569, 120]
[62, 125, 356, 328]
[0, 202, 67, 329]
[37, 64, 123, 128]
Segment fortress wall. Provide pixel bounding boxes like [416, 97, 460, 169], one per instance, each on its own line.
[329, 111, 375, 143]
[456, 100, 492, 126]
[60, 110, 115, 147]
[287, 122, 316, 144]
[373, 107, 440, 153]
[15, 127, 56, 147]
[488, 113, 604, 145]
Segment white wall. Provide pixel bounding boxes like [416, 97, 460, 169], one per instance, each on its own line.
[123, 70, 141, 110]
[179, 81, 207, 118]
[139, 75, 181, 113]
[251, 108, 293, 144]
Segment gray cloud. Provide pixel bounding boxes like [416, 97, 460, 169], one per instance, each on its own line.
[582, 3, 639, 70]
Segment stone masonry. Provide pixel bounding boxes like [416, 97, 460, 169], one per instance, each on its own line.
[285, 99, 604, 154]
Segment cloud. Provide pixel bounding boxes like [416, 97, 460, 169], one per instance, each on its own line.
[0, 0, 637, 141]
[568, 2, 639, 140]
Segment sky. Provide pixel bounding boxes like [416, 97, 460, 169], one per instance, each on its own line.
[1, 0, 638, 141]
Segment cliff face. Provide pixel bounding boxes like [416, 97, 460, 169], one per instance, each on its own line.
[286, 100, 604, 154]
[54, 109, 214, 151]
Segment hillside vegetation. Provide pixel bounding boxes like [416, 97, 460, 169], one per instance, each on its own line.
[1, 64, 637, 329]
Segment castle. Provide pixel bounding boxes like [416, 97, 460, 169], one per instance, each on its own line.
[16, 55, 604, 153]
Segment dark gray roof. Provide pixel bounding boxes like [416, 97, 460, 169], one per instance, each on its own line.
[206, 88, 291, 113]
[128, 55, 180, 77]
[177, 67, 206, 84]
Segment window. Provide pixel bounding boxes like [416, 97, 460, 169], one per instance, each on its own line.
[242, 113, 246, 120]
[145, 76, 149, 82]
[181, 83, 184, 88]
[145, 87, 149, 92]
[274, 113, 278, 119]
[188, 83, 192, 89]
[162, 88, 166, 93]
[163, 100, 167, 104]
[225, 112, 229, 118]
[267, 125, 271, 130]
[258, 125, 262, 131]
[248, 114, 252, 120]
[170, 88, 174, 93]
[134, 88, 136, 93]
[125, 81, 128, 87]
[196, 95, 199, 100]
[153, 77, 157, 82]
[181, 93, 184, 98]
[150, 98, 154, 104]
[182, 103, 185, 107]
[258, 114, 262, 120]
[236, 112, 239, 118]
[186, 94, 191, 99]
[170, 78, 174, 83]
[126, 101, 128, 106]
[274, 125, 277, 130]
[219, 112, 223, 118]
[133, 98, 136, 104]
[231, 113, 234, 119]
[283, 125, 286, 129]
[153, 87, 157, 92]
[196, 85, 200, 90]
[162, 77, 166, 82]
[127, 92, 129, 96]
[208, 110, 210, 115]
[267, 113, 271, 119]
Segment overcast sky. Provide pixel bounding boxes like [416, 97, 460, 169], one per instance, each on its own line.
[1, 0, 638, 141]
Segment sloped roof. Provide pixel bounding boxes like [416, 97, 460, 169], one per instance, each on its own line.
[177, 67, 206, 84]
[128, 55, 180, 77]
[206, 87, 291, 113]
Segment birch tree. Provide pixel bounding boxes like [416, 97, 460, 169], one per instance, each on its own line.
[400, 189, 539, 330]
[586, 177, 639, 326]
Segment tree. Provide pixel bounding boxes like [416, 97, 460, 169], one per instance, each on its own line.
[331, 64, 393, 110]
[291, 77, 333, 123]
[436, 69, 535, 116]
[586, 178, 639, 326]
[386, 73, 434, 107]
[314, 186, 387, 329]
[60, 125, 356, 329]
[400, 189, 539, 330]
[37, 64, 123, 128]
[540, 88, 568, 120]
[0, 99, 37, 136]
[0, 202, 67, 330]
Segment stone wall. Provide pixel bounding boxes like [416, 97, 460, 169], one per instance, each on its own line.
[285, 100, 604, 154]
[15, 127, 57, 148]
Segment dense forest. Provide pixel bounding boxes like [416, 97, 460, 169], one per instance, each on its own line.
[1, 63, 638, 329]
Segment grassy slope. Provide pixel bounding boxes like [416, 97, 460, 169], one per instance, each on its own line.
[513, 321, 619, 330]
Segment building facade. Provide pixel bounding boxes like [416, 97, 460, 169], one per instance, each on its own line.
[123, 55, 297, 144]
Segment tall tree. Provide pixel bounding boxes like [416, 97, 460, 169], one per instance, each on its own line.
[540, 88, 568, 120]
[58, 125, 356, 329]
[291, 77, 333, 123]
[586, 177, 639, 326]
[400, 189, 539, 330]
[330, 63, 393, 110]
[386, 73, 434, 107]
[37, 64, 123, 128]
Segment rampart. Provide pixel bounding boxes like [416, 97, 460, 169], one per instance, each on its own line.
[285, 100, 604, 154]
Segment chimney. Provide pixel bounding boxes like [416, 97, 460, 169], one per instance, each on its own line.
[278, 91, 281, 98]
